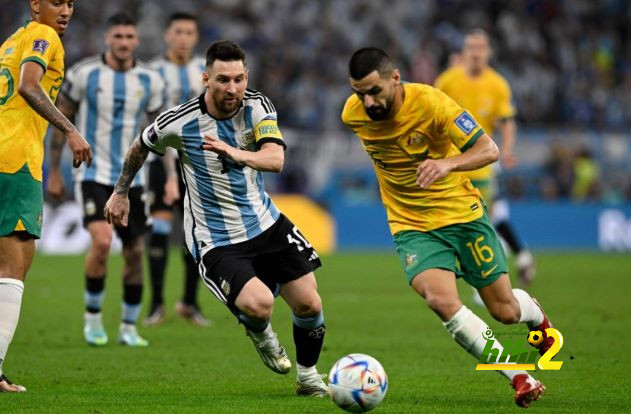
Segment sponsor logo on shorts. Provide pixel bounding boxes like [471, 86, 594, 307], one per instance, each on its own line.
[32, 39, 49, 55]
[85, 199, 97, 216]
[405, 253, 417, 268]
[481, 264, 498, 277]
[220, 279, 231, 297]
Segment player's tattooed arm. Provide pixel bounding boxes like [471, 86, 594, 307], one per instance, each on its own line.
[18, 63, 75, 134]
[113, 137, 149, 196]
[19, 62, 92, 167]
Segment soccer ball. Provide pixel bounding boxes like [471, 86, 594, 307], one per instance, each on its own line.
[328, 353, 388, 413]
[527, 330, 544, 347]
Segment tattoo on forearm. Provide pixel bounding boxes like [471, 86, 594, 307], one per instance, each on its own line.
[21, 86, 74, 133]
[114, 138, 149, 195]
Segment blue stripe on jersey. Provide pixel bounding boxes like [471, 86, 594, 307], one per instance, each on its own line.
[109, 72, 126, 184]
[244, 105, 253, 130]
[158, 67, 167, 109]
[182, 119, 228, 243]
[178, 65, 191, 104]
[216, 119, 262, 238]
[84, 68, 100, 181]
[256, 171, 280, 220]
[243, 106, 279, 221]
[132, 73, 151, 187]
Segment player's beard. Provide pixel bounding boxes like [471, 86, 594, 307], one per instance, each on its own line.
[216, 95, 242, 114]
[365, 94, 394, 121]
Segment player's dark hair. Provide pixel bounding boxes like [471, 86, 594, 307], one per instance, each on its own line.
[167, 12, 198, 27]
[106, 12, 137, 28]
[348, 47, 394, 80]
[205, 40, 246, 68]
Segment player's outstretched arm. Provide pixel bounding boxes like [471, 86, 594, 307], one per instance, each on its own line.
[202, 135, 284, 173]
[104, 137, 149, 227]
[18, 62, 92, 167]
[416, 134, 499, 189]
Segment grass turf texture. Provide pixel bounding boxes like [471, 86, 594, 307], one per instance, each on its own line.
[2, 251, 630, 413]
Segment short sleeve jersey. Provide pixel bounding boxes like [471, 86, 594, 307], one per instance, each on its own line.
[141, 90, 285, 258]
[149, 55, 206, 108]
[435, 65, 515, 181]
[0, 21, 65, 181]
[341, 83, 486, 234]
[62, 56, 165, 187]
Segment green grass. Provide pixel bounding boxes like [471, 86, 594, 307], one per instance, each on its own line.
[2, 251, 630, 413]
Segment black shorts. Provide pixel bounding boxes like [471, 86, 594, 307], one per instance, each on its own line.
[199, 214, 322, 311]
[77, 181, 148, 243]
[147, 158, 185, 213]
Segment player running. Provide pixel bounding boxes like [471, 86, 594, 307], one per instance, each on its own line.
[104, 40, 329, 397]
[144, 12, 210, 327]
[0, 0, 92, 392]
[341, 47, 555, 408]
[47, 12, 164, 347]
[435, 29, 536, 291]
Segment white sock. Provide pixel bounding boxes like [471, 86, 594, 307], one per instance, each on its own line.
[443, 305, 527, 381]
[0, 278, 24, 377]
[297, 363, 317, 379]
[516, 250, 534, 269]
[250, 323, 274, 341]
[512, 289, 544, 328]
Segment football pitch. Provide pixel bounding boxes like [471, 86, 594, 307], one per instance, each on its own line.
[2, 251, 630, 413]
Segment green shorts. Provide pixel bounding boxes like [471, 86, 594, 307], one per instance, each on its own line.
[393, 211, 507, 289]
[0, 163, 43, 238]
[471, 178, 498, 203]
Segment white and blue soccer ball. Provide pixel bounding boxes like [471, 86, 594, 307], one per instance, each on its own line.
[329, 353, 388, 413]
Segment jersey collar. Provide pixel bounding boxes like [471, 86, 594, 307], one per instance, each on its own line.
[101, 53, 137, 71]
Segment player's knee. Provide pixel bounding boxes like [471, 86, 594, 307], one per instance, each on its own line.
[239, 290, 275, 320]
[424, 293, 462, 321]
[92, 235, 112, 257]
[489, 302, 520, 324]
[292, 293, 322, 317]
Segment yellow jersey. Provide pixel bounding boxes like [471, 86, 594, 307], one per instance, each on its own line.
[341, 83, 486, 234]
[0, 21, 65, 181]
[434, 65, 515, 182]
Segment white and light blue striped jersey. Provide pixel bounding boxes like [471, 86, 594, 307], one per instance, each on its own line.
[62, 55, 164, 187]
[149, 55, 206, 108]
[141, 90, 286, 258]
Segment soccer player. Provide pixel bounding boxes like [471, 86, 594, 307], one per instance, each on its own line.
[104, 40, 329, 397]
[0, 0, 92, 392]
[435, 29, 536, 288]
[144, 12, 210, 327]
[341, 47, 555, 408]
[47, 12, 164, 347]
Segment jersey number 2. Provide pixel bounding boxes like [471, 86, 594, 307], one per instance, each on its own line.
[0, 67, 15, 106]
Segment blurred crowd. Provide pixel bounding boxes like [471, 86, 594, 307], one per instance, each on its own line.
[3, 0, 630, 201]
[4, 0, 631, 130]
